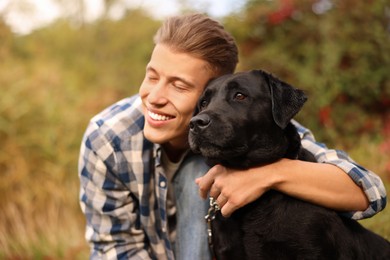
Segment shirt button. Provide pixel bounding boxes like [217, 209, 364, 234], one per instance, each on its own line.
[160, 181, 166, 188]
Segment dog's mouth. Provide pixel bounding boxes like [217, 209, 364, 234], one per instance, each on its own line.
[189, 111, 250, 162]
[189, 136, 248, 161]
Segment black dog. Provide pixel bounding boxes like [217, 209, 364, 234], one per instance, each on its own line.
[189, 70, 390, 260]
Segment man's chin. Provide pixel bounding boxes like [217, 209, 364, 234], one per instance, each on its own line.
[143, 126, 166, 144]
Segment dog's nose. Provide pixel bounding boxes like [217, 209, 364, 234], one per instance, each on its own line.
[189, 114, 211, 132]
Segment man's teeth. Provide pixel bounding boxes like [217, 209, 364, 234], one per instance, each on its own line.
[148, 111, 173, 121]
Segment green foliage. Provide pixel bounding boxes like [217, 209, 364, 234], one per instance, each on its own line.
[224, 0, 390, 147]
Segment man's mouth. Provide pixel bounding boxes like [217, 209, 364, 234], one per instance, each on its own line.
[148, 110, 174, 121]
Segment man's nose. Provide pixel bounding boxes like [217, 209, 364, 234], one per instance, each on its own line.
[147, 82, 168, 105]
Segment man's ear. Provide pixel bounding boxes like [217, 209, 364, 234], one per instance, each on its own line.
[261, 70, 307, 129]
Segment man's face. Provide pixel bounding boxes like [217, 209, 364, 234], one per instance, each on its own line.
[139, 44, 215, 152]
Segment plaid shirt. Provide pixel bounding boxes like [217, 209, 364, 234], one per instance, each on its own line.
[79, 95, 387, 260]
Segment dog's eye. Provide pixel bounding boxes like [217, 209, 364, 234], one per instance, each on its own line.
[200, 99, 207, 108]
[234, 92, 247, 101]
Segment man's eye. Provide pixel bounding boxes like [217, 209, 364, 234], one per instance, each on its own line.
[172, 82, 187, 91]
[234, 92, 247, 101]
[147, 76, 158, 82]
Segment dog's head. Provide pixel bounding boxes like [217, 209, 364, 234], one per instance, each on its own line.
[188, 70, 307, 168]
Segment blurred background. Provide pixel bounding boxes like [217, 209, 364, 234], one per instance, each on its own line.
[0, 0, 389, 258]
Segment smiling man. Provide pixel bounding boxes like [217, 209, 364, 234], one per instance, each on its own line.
[78, 13, 387, 260]
[140, 44, 213, 162]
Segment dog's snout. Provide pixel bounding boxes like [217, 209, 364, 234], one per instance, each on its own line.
[190, 114, 211, 132]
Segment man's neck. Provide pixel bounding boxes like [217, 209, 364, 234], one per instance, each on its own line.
[162, 143, 189, 163]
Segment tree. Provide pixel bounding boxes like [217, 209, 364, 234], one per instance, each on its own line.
[224, 0, 390, 145]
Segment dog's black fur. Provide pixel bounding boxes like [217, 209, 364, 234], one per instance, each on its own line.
[189, 70, 390, 260]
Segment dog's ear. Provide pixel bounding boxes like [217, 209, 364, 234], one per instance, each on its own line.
[261, 70, 307, 129]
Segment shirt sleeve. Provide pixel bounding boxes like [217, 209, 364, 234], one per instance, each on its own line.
[78, 122, 152, 260]
[292, 120, 387, 220]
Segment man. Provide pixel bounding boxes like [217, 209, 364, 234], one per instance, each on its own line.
[79, 13, 387, 259]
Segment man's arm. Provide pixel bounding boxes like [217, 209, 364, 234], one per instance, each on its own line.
[78, 125, 151, 259]
[196, 121, 387, 219]
[292, 120, 387, 219]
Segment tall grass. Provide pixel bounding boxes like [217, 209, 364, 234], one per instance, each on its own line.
[0, 59, 90, 259]
[0, 42, 138, 259]
[1, 13, 156, 258]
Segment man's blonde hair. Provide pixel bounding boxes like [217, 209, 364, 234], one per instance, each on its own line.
[154, 13, 238, 76]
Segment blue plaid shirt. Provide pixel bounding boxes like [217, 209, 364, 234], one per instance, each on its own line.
[79, 95, 387, 259]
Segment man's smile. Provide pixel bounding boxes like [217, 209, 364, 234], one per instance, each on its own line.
[148, 110, 175, 121]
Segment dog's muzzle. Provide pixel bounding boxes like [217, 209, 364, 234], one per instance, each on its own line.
[189, 113, 211, 133]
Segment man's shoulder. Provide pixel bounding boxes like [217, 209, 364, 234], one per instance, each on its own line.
[86, 94, 145, 141]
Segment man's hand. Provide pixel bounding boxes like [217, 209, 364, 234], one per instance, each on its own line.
[195, 163, 275, 217]
[196, 158, 370, 218]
